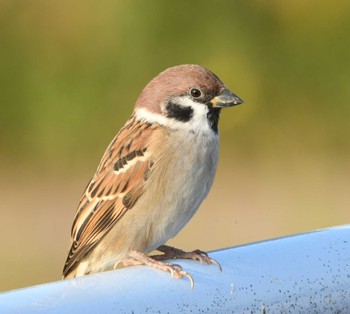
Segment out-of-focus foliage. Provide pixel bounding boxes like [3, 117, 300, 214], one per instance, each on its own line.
[1, 0, 350, 291]
[2, 0, 349, 168]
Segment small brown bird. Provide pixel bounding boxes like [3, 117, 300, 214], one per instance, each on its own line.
[63, 64, 243, 287]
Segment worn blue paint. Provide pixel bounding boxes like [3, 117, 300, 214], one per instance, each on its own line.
[1, 225, 350, 313]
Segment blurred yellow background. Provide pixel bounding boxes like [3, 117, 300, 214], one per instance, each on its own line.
[1, 0, 350, 292]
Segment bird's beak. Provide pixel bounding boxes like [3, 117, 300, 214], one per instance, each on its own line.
[210, 88, 244, 108]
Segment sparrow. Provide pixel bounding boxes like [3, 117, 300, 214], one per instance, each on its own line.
[62, 64, 243, 287]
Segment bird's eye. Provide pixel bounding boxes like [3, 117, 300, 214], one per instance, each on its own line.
[190, 88, 202, 98]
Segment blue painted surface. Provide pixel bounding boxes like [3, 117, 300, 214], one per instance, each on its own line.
[1, 226, 350, 313]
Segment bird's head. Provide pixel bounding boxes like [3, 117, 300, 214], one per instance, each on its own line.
[135, 64, 244, 133]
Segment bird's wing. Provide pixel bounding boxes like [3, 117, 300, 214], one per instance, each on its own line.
[63, 116, 157, 277]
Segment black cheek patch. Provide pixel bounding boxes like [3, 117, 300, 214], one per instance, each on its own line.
[165, 101, 193, 122]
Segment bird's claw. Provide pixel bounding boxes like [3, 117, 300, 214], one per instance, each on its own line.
[189, 249, 222, 271]
[119, 247, 220, 289]
[163, 263, 194, 288]
[157, 246, 222, 272]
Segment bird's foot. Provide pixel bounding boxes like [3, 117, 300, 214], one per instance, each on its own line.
[120, 250, 194, 288]
[152, 245, 222, 271]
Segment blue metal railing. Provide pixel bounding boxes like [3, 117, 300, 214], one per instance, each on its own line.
[1, 225, 350, 313]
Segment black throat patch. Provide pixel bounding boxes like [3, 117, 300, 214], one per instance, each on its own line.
[207, 107, 221, 134]
[165, 101, 193, 122]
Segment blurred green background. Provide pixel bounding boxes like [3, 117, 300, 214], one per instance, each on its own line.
[1, 0, 350, 292]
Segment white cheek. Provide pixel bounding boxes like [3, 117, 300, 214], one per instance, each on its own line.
[135, 97, 213, 134]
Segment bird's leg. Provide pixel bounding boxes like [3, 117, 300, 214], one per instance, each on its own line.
[152, 245, 222, 271]
[120, 250, 194, 288]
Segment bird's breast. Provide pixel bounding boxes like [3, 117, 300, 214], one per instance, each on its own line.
[141, 130, 219, 251]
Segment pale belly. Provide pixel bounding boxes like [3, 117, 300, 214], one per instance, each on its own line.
[140, 132, 219, 252]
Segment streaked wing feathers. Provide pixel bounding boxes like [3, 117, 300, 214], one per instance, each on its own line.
[63, 116, 156, 277]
